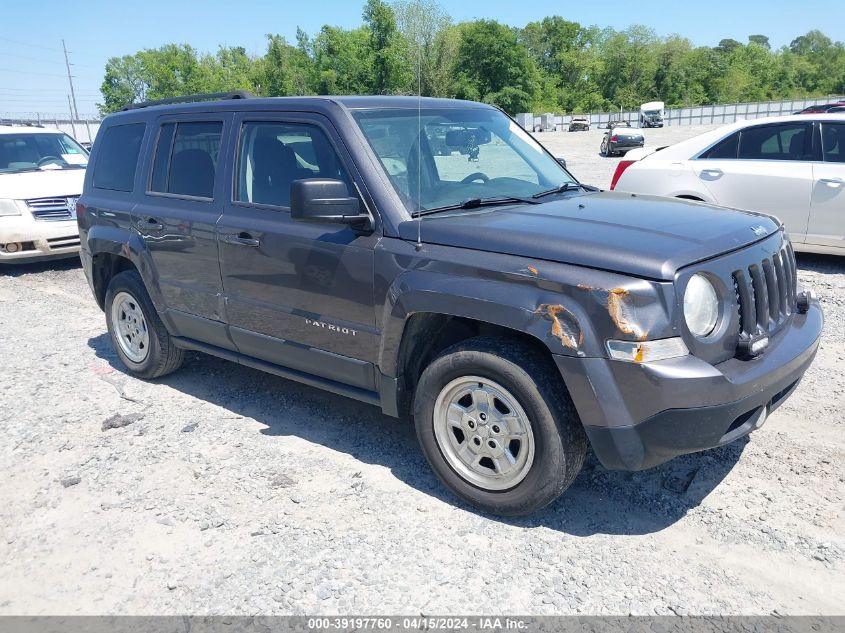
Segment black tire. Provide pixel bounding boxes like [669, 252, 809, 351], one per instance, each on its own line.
[104, 269, 184, 379]
[413, 336, 587, 516]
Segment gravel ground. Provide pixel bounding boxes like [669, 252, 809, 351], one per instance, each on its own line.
[1, 125, 843, 616]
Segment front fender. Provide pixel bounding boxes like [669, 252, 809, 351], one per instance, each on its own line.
[377, 269, 602, 375]
[375, 241, 678, 379]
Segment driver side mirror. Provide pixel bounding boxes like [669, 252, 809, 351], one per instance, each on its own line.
[290, 179, 371, 230]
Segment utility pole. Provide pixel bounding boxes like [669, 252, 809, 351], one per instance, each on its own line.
[67, 95, 77, 138]
[62, 40, 80, 124]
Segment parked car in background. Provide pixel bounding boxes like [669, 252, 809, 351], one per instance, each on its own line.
[0, 124, 88, 263]
[600, 121, 644, 156]
[78, 93, 822, 516]
[795, 101, 845, 114]
[827, 106, 845, 113]
[611, 114, 845, 255]
[639, 101, 665, 127]
[568, 115, 590, 132]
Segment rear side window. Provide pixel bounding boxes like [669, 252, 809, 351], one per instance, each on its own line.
[236, 121, 351, 208]
[702, 132, 738, 159]
[149, 121, 222, 199]
[92, 123, 145, 191]
[738, 123, 810, 161]
[821, 123, 845, 163]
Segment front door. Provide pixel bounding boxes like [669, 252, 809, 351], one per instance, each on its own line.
[695, 121, 813, 243]
[807, 121, 845, 251]
[132, 114, 232, 346]
[217, 113, 379, 390]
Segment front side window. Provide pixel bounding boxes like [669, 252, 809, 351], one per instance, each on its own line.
[149, 121, 222, 199]
[92, 123, 145, 192]
[236, 121, 351, 208]
[738, 123, 810, 161]
[352, 107, 576, 214]
[821, 123, 845, 163]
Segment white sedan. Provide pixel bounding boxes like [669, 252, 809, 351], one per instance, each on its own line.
[611, 114, 845, 255]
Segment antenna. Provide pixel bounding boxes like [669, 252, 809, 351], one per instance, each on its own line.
[415, 4, 423, 251]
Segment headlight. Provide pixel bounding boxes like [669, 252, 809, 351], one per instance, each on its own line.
[0, 199, 22, 217]
[684, 273, 719, 337]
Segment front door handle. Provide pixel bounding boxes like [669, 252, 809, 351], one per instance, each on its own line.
[819, 178, 844, 188]
[223, 232, 261, 247]
[136, 217, 164, 231]
[700, 168, 723, 179]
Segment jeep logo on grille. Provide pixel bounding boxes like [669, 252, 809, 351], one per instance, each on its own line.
[750, 225, 768, 237]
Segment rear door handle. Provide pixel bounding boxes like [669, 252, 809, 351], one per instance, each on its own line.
[223, 232, 261, 247]
[700, 168, 723, 179]
[135, 217, 163, 230]
[819, 178, 844, 188]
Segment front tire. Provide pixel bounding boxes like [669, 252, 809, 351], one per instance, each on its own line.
[413, 337, 586, 516]
[105, 270, 184, 379]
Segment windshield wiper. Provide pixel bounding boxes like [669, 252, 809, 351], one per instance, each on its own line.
[531, 182, 598, 199]
[415, 195, 539, 217]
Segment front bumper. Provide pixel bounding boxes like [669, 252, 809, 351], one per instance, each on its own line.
[555, 300, 823, 470]
[0, 216, 80, 263]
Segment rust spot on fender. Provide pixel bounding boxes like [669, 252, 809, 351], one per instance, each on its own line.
[534, 304, 583, 349]
[607, 288, 647, 339]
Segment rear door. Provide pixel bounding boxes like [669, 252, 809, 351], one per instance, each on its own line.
[216, 112, 379, 390]
[694, 122, 813, 243]
[807, 120, 845, 251]
[132, 113, 233, 348]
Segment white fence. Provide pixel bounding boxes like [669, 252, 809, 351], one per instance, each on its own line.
[0, 114, 101, 144]
[521, 95, 845, 130]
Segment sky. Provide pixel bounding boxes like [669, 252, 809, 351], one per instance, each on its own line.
[1, 0, 843, 117]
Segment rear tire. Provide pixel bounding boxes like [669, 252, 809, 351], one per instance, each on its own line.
[105, 269, 184, 379]
[413, 336, 587, 516]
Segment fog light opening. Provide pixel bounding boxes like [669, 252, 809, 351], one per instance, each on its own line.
[1, 242, 22, 254]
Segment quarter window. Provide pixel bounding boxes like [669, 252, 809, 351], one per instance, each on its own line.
[738, 123, 810, 161]
[149, 121, 222, 199]
[821, 123, 845, 163]
[92, 123, 145, 192]
[236, 122, 351, 208]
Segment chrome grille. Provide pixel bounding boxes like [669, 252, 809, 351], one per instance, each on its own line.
[732, 242, 797, 339]
[25, 196, 75, 221]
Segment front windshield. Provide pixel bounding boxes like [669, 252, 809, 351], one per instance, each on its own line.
[0, 132, 88, 174]
[352, 108, 577, 214]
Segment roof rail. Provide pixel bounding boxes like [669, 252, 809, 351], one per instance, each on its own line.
[121, 90, 256, 111]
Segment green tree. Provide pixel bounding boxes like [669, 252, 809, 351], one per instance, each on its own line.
[453, 20, 540, 113]
[393, 0, 454, 96]
[363, 0, 411, 93]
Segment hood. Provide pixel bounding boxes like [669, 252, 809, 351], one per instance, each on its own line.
[399, 191, 781, 280]
[0, 169, 86, 200]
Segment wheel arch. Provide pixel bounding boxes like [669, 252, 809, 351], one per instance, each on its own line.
[86, 225, 164, 311]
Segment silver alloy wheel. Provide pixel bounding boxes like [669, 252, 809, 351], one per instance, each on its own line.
[432, 375, 535, 491]
[110, 291, 150, 363]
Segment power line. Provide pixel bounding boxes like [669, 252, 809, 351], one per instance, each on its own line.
[0, 37, 104, 60]
[0, 66, 98, 79]
[0, 50, 102, 70]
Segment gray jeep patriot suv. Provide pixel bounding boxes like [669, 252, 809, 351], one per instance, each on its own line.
[78, 92, 822, 516]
